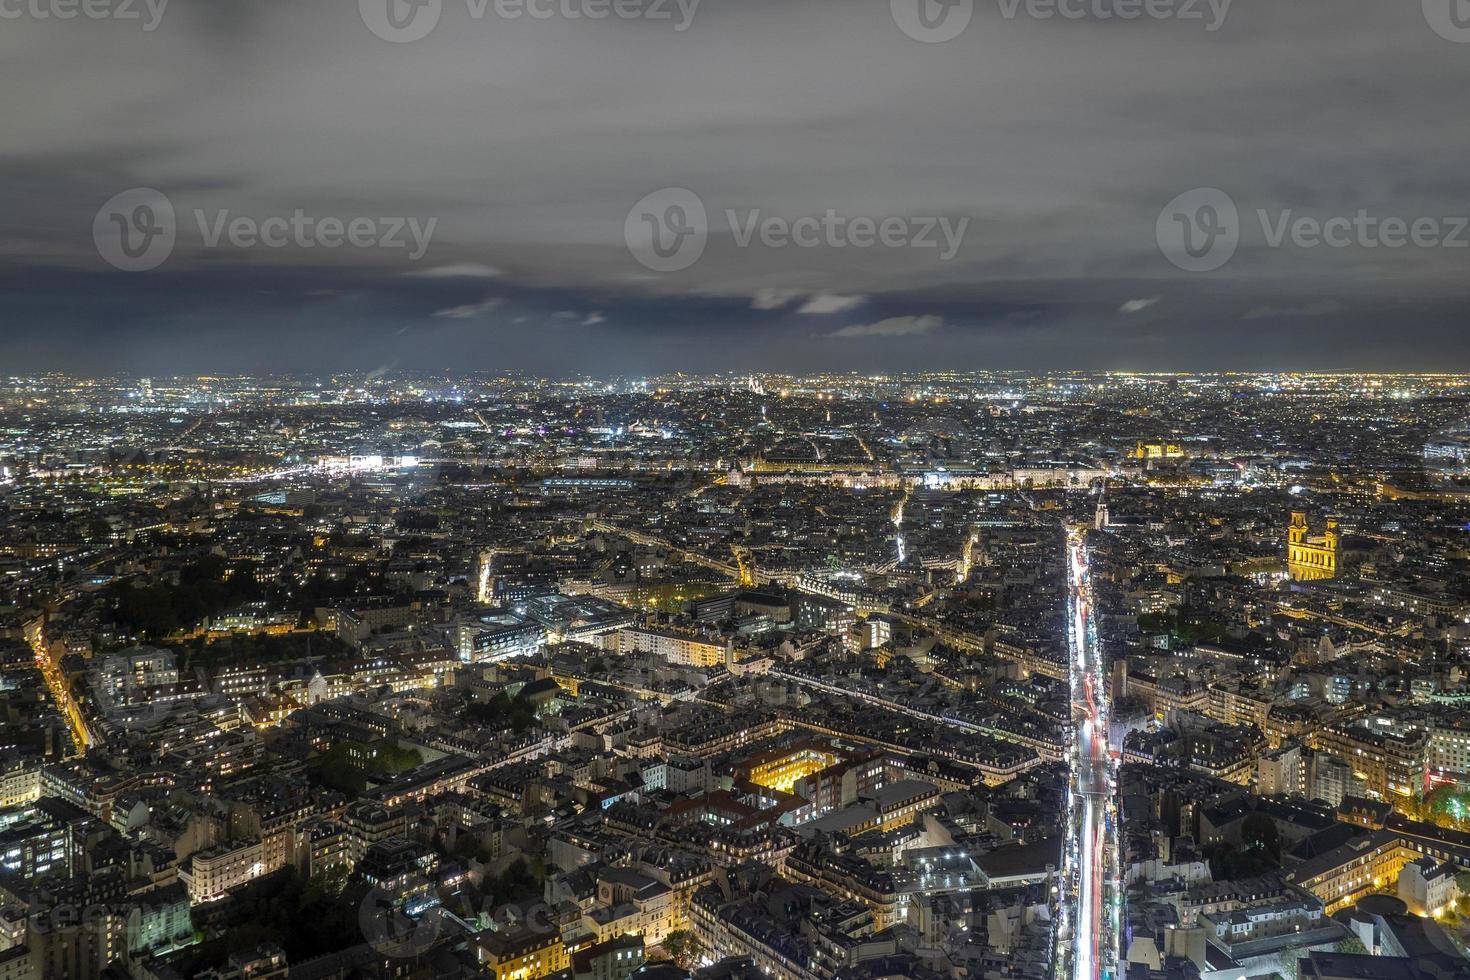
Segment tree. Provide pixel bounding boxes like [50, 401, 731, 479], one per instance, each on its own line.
[108, 555, 262, 638]
[310, 863, 351, 897]
[664, 929, 703, 968]
[1204, 839, 1279, 881]
[1242, 812, 1281, 862]
[171, 869, 363, 973]
[464, 692, 538, 733]
[479, 858, 542, 908]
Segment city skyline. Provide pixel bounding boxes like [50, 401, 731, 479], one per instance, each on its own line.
[3, 369, 1470, 979]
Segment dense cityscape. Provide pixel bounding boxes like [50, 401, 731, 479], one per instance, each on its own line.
[2, 372, 1470, 980]
[7, 0, 1470, 977]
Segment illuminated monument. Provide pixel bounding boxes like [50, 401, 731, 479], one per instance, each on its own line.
[1288, 512, 1338, 581]
[1133, 441, 1184, 461]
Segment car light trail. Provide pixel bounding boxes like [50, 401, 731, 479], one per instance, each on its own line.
[1060, 530, 1119, 980]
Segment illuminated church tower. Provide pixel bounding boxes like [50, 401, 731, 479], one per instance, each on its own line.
[1288, 512, 1338, 581]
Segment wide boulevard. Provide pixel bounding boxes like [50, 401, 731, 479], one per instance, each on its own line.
[1059, 531, 1120, 980]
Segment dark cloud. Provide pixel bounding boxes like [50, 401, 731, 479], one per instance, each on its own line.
[1, 0, 1468, 371]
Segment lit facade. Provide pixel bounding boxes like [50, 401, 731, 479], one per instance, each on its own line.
[1288, 512, 1339, 581]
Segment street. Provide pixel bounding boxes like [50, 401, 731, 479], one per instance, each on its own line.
[1060, 532, 1119, 980]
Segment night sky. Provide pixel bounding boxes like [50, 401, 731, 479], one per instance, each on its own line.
[4, 0, 1469, 375]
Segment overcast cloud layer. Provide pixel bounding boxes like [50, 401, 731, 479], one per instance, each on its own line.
[2, 0, 1468, 375]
